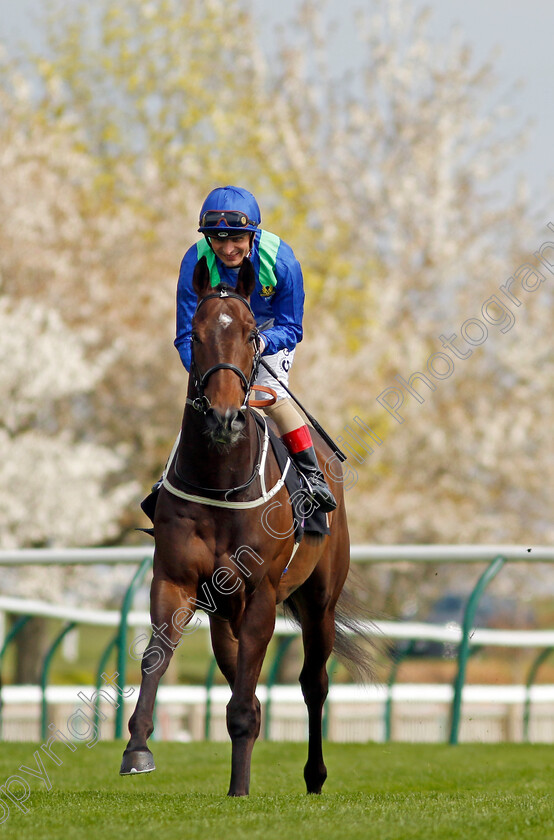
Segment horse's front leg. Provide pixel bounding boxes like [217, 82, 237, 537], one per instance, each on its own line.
[210, 615, 238, 689]
[120, 575, 196, 775]
[227, 582, 276, 796]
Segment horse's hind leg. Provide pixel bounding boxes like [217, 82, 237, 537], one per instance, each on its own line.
[291, 585, 337, 794]
[120, 575, 194, 775]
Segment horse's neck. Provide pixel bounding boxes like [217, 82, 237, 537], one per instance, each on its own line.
[176, 405, 257, 490]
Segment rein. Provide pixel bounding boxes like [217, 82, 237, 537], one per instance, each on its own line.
[162, 422, 291, 509]
[173, 412, 264, 499]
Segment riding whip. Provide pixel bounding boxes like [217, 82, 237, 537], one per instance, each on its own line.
[258, 357, 347, 462]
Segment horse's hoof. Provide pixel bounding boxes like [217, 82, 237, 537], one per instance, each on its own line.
[119, 748, 156, 775]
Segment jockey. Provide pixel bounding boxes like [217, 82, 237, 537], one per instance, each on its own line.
[175, 185, 337, 513]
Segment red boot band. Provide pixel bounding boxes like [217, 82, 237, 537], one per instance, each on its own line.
[282, 425, 313, 454]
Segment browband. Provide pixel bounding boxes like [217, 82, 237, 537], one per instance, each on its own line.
[194, 286, 255, 319]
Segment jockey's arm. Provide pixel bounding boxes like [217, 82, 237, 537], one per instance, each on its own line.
[258, 254, 305, 357]
[174, 246, 199, 371]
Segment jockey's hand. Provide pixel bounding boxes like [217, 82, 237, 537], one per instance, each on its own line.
[258, 335, 266, 354]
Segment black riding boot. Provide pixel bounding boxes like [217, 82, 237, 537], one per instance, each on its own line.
[290, 446, 337, 513]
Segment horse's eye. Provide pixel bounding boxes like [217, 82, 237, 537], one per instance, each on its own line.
[249, 331, 257, 343]
[191, 332, 200, 343]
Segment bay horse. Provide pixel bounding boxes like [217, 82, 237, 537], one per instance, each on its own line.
[120, 256, 360, 796]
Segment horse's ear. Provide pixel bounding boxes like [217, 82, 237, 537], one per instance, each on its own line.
[193, 256, 211, 297]
[235, 257, 256, 299]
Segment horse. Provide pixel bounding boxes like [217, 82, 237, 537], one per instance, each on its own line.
[120, 255, 362, 796]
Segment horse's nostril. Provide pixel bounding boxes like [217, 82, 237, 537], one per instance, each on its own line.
[205, 407, 221, 432]
[222, 408, 246, 434]
[230, 409, 246, 433]
[205, 407, 245, 440]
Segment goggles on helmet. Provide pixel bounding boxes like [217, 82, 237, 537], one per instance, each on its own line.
[200, 210, 256, 229]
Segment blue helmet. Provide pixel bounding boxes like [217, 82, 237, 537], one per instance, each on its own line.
[198, 186, 261, 237]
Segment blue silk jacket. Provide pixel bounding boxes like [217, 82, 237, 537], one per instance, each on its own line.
[175, 229, 305, 371]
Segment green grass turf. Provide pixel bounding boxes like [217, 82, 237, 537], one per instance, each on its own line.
[0, 742, 552, 840]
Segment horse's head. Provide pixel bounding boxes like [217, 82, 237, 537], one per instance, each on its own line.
[190, 256, 259, 447]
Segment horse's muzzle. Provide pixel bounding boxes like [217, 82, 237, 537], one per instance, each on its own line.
[205, 407, 247, 446]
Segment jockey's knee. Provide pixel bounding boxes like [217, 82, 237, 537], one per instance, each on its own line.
[263, 397, 303, 432]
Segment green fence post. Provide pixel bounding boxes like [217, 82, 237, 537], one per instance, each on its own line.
[523, 646, 553, 742]
[114, 554, 152, 739]
[385, 639, 416, 742]
[449, 555, 506, 745]
[40, 621, 77, 741]
[263, 635, 295, 740]
[0, 615, 32, 739]
[94, 634, 118, 733]
[0, 615, 32, 668]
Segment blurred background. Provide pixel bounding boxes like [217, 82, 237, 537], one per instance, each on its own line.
[0, 1, 552, 702]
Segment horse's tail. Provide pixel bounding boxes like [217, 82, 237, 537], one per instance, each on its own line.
[332, 583, 378, 683]
[283, 569, 378, 684]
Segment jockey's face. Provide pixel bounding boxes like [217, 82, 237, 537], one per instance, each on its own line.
[208, 233, 251, 268]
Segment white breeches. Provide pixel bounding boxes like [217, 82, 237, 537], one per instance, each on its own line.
[253, 347, 295, 401]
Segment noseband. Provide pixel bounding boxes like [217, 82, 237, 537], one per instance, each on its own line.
[188, 287, 261, 414]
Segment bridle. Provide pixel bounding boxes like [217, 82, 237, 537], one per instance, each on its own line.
[187, 286, 261, 415]
[177, 285, 263, 498]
